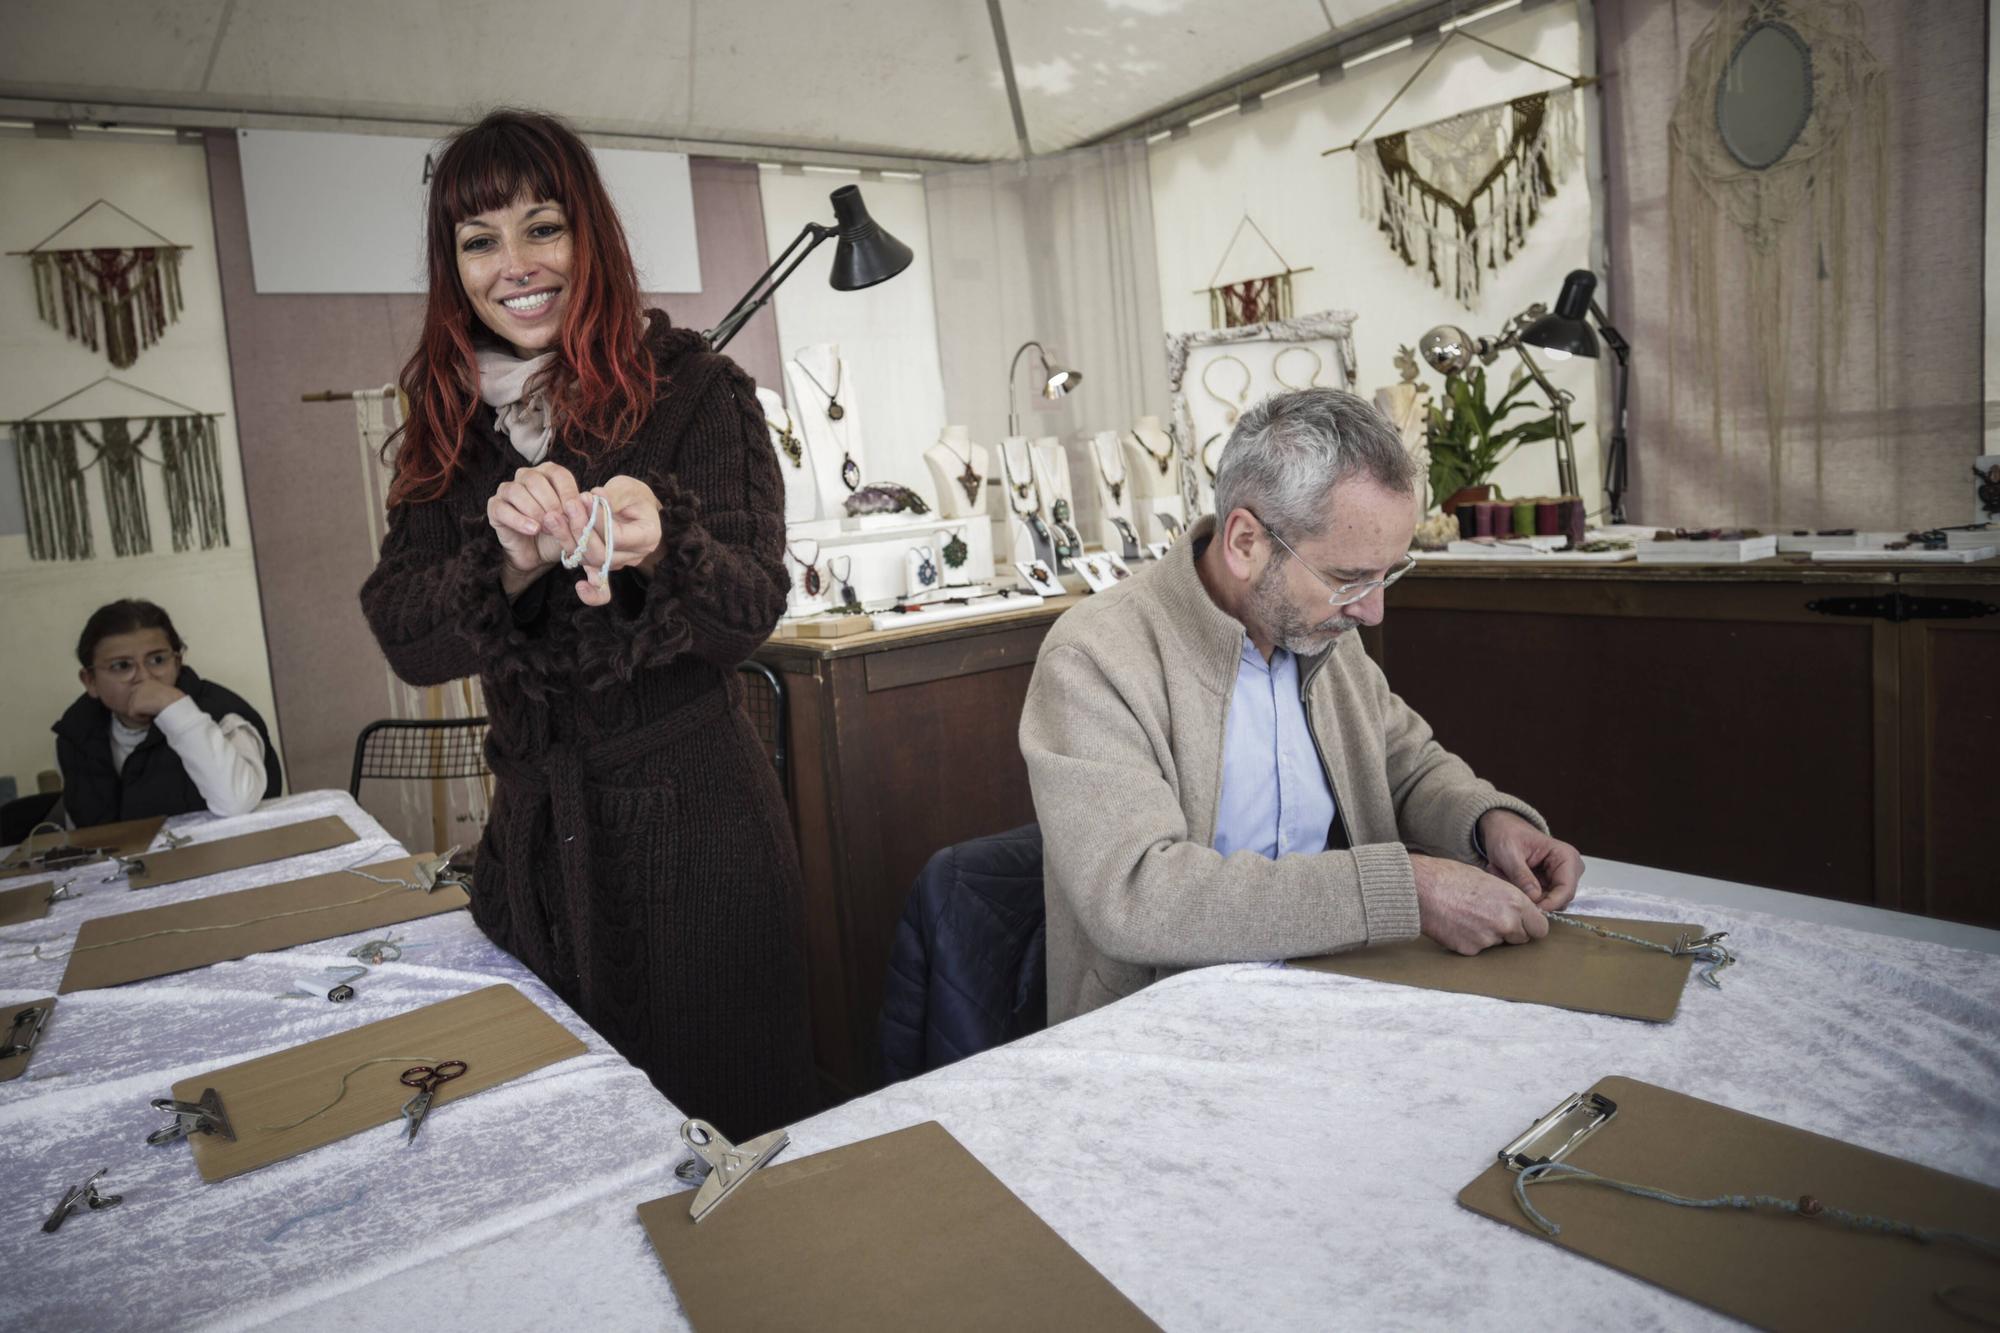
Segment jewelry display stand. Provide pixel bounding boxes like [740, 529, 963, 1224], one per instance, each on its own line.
[1031, 437, 1085, 571]
[757, 386, 819, 526]
[1119, 416, 1182, 544]
[784, 342, 862, 520]
[1167, 310, 1359, 519]
[999, 436, 1060, 573]
[1088, 431, 1144, 560]
[923, 426, 990, 521]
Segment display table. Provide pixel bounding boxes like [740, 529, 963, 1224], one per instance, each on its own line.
[1369, 554, 2000, 924]
[755, 595, 1083, 1097]
[148, 862, 1996, 1331]
[0, 792, 684, 1331]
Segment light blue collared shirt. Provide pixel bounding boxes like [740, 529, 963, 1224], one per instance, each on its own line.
[1213, 637, 1337, 860]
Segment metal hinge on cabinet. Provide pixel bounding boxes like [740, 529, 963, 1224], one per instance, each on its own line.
[1805, 593, 2000, 622]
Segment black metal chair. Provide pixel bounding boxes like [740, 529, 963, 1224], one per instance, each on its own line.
[348, 717, 491, 798]
[735, 661, 789, 798]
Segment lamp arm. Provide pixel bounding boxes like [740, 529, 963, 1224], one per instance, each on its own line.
[1006, 340, 1046, 438]
[1589, 299, 1633, 523]
[1511, 343, 1580, 498]
[705, 221, 835, 352]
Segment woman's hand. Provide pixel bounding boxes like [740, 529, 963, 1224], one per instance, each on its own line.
[487, 463, 584, 595]
[122, 677, 187, 725]
[564, 474, 664, 607]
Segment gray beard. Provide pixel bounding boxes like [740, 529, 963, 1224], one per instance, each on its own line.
[1251, 562, 1361, 656]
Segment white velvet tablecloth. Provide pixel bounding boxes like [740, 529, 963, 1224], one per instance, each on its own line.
[0, 792, 685, 1331]
[5, 801, 1997, 1330]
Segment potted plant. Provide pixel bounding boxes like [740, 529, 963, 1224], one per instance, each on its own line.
[1424, 366, 1567, 512]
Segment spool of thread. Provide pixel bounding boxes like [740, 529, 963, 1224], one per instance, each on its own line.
[1473, 503, 1497, 537]
[1512, 501, 1536, 537]
[1536, 499, 1562, 536]
[1456, 506, 1477, 540]
[1560, 496, 1587, 547]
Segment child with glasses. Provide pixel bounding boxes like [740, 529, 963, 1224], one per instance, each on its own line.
[53, 599, 282, 826]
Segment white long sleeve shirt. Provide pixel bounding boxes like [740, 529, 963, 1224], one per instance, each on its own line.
[111, 695, 268, 817]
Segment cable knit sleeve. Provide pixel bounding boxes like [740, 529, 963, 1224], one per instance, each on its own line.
[359, 488, 566, 690]
[572, 358, 788, 684]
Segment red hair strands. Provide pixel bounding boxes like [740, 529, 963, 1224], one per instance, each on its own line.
[389, 109, 657, 506]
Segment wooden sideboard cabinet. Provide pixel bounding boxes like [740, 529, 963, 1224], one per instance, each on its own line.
[1362, 558, 1999, 925]
[755, 598, 1080, 1100]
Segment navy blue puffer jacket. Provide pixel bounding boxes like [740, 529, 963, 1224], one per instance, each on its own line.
[878, 824, 1047, 1084]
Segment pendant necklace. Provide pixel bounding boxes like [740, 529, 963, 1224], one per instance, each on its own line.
[765, 408, 803, 468]
[1201, 433, 1224, 480]
[1127, 429, 1172, 477]
[1095, 436, 1128, 503]
[786, 539, 822, 597]
[941, 436, 983, 507]
[942, 528, 969, 569]
[1003, 441, 1040, 513]
[828, 555, 859, 611]
[1272, 345, 1324, 392]
[1201, 354, 1251, 425]
[796, 356, 845, 422]
[915, 546, 939, 588]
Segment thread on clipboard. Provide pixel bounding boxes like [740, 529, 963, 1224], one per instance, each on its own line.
[256, 1055, 442, 1133]
[1547, 913, 1738, 989]
[1513, 1160, 2000, 1263]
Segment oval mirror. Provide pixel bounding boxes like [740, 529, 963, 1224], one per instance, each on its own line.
[1715, 21, 1814, 170]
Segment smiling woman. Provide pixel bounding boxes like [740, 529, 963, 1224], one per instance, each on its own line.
[358, 109, 817, 1137]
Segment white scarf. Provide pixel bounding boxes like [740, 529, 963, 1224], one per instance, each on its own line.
[476, 346, 557, 464]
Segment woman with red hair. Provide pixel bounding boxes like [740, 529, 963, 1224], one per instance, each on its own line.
[361, 109, 815, 1135]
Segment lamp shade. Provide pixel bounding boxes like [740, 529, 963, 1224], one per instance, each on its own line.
[1042, 361, 1081, 398]
[827, 185, 914, 291]
[1521, 270, 1601, 359]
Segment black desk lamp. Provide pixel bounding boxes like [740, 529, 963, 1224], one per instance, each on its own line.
[1521, 269, 1634, 523]
[703, 185, 914, 353]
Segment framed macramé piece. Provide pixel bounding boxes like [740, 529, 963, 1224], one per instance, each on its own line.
[1166, 310, 1358, 521]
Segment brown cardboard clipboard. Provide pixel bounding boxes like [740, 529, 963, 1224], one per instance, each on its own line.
[0, 880, 55, 927]
[1459, 1076, 2000, 1331]
[2, 815, 166, 870]
[637, 1120, 1160, 1332]
[125, 815, 358, 889]
[59, 853, 469, 993]
[166, 984, 586, 1182]
[1, 996, 55, 1082]
[1291, 913, 1706, 1022]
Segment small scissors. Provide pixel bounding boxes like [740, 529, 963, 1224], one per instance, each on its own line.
[398, 1060, 467, 1143]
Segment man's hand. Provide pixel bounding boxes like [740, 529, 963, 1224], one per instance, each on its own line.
[1477, 810, 1584, 913]
[1410, 853, 1548, 955]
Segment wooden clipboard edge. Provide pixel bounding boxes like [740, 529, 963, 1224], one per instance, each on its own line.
[0, 815, 167, 869]
[0, 880, 56, 927]
[56, 856, 470, 992]
[1290, 914, 1707, 1025]
[169, 984, 587, 1183]
[124, 815, 360, 889]
[0, 995, 57, 1082]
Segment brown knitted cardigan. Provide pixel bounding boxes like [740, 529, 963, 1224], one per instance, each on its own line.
[360, 311, 816, 1136]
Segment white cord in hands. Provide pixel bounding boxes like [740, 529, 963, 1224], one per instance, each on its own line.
[560, 493, 615, 585]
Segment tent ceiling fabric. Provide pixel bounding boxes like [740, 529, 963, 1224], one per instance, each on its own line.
[1, 0, 1403, 160]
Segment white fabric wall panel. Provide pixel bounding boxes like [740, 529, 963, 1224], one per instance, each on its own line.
[1148, 4, 1604, 510]
[757, 170, 948, 505]
[237, 129, 701, 295]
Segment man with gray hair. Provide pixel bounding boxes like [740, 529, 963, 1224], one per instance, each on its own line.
[1020, 388, 1582, 1022]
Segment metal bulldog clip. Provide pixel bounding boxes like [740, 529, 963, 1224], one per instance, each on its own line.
[42, 1168, 122, 1234]
[2, 1002, 51, 1061]
[147, 1087, 235, 1147]
[1498, 1090, 1618, 1172]
[676, 1118, 789, 1223]
[414, 845, 467, 894]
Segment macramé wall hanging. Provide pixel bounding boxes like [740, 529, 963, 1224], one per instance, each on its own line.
[1326, 29, 1593, 309]
[1667, 0, 1886, 504]
[10, 200, 189, 368]
[1200, 215, 1313, 329]
[11, 377, 228, 562]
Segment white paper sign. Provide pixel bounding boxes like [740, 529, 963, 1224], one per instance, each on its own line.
[238, 129, 701, 295]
